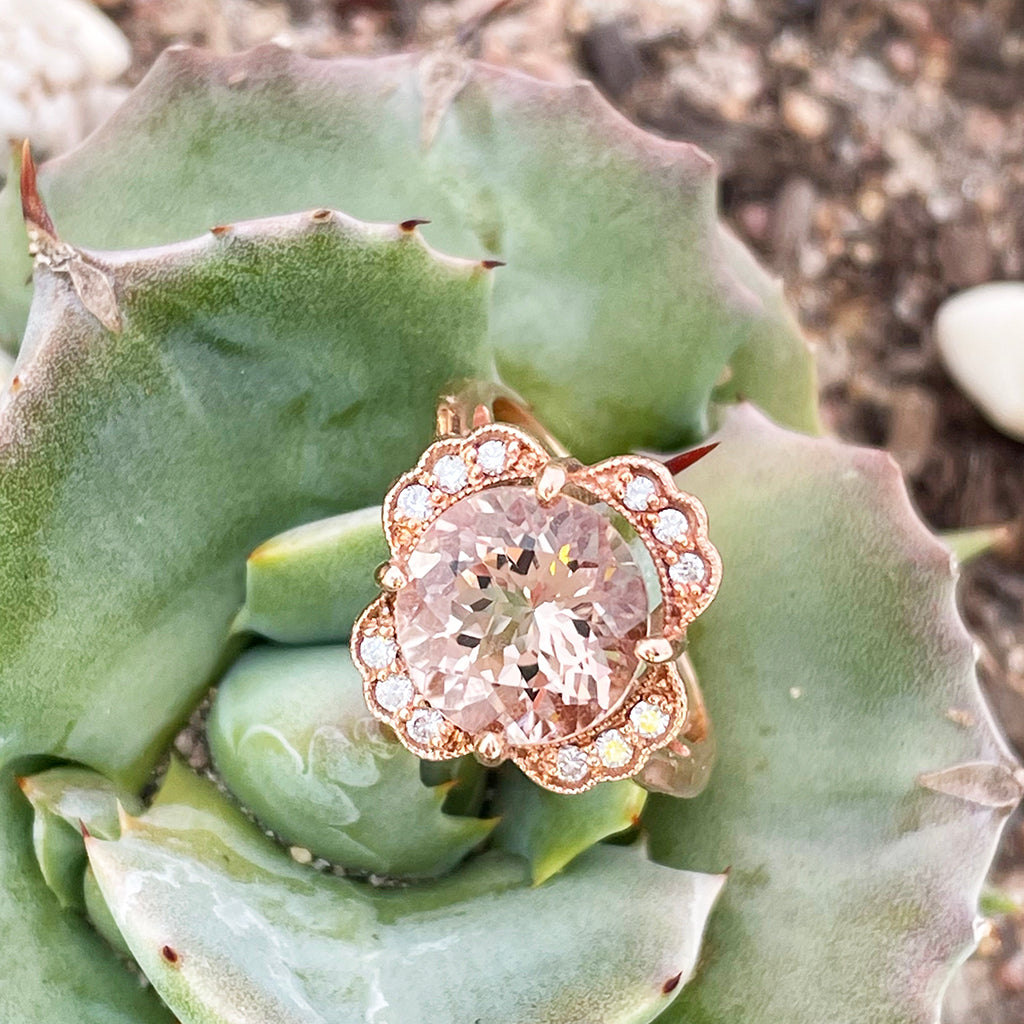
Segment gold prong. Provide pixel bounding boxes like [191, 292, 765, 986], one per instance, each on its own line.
[473, 732, 507, 767]
[375, 562, 408, 592]
[534, 463, 568, 504]
[635, 637, 674, 664]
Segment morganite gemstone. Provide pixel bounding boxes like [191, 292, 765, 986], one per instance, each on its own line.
[394, 486, 651, 744]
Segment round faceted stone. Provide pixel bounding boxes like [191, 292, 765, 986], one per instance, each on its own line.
[623, 475, 657, 511]
[653, 508, 688, 544]
[476, 440, 508, 475]
[556, 745, 590, 782]
[629, 700, 669, 738]
[408, 708, 445, 745]
[670, 552, 705, 585]
[394, 486, 651, 744]
[433, 454, 468, 494]
[360, 635, 397, 669]
[397, 484, 432, 520]
[596, 728, 633, 768]
[375, 673, 413, 712]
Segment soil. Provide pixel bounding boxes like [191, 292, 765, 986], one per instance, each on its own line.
[52, 0, 1024, 1017]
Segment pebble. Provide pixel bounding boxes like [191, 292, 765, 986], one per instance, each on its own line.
[934, 282, 1024, 442]
[781, 88, 831, 140]
[0, 0, 130, 155]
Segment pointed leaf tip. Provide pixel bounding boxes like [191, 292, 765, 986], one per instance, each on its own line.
[19, 140, 56, 241]
[665, 442, 719, 476]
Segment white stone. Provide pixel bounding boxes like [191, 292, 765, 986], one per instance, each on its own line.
[596, 729, 633, 768]
[623, 475, 657, 511]
[0, 0, 130, 155]
[556, 745, 589, 782]
[670, 553, 706, 585]
[375, 674, 413, 712]
[630, 700, 670, 739]
[360, 635, 397, 669]
[935, 282, 1024, 442]
[476, 440, 508, 475]
[396, 484, 432, 520]
[408, 708, 445, 745]
[433, 454, 468, 493]
[653, 508, 688, 544]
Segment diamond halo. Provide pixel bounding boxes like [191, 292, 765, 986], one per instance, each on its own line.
[351, 404, 721, 793]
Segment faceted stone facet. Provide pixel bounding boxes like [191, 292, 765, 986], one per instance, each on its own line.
[394, 486, 650, 744]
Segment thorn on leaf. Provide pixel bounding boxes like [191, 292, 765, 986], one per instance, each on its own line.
[662, 972, 682, 994]
[399, 218, 431, 232]
[664, 442, 719, 476]
[480, 259, 506, 270]
[19, 140, 57, 240]
[209, 224, 233, 236]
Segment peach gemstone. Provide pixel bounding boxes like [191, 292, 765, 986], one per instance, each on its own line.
[393, 486, 650, 744]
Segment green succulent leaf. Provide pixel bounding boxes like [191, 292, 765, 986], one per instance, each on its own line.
[207, 643, 496, 877]
[0, 46, 817, 453]
[492, 765, 647, 884]
[0, 774, 175, 1024]
[0, 207, 489, 1020]
[20, 766, 141, 909]
[232, 508, 387, 644]
[0, 210, 490, 788]
[0, 347, 12, 388]
[85, 762, 724, 1024]
[83, 864, 134, 957]
[644, 405, 1019, 1024]
[0, 145, 31, 354]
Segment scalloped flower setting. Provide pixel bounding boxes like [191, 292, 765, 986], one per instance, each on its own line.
[351, 423, 721, 793]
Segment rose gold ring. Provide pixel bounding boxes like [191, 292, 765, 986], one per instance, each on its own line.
[351, 384, 721, 793]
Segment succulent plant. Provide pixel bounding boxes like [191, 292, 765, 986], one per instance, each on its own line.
[0, 44, 1019, 1024]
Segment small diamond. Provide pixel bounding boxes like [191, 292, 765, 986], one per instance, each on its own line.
[596, 729, 633, 768]
[653, 508, 688, 544]
[623, 475, 657, 511]
[396, 484, 432, 520]
[408, 708, 445, 745]
[375, 674, 413, 712]
[630, 700, 670, 738]
[360, 635, 397, 669]
[433, 454, 468, 494]
[476, 440, 508, 475]
[670, 552, 706, 585]
[556, 745, 589, 782]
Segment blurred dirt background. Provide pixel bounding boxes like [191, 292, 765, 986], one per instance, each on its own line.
[6, 0, 1024, 1018]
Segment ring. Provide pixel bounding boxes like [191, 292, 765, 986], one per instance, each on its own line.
[351, 384, 721, 793]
